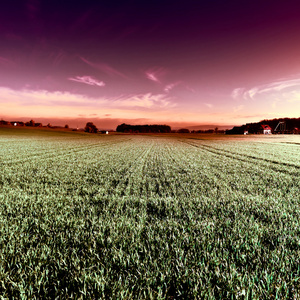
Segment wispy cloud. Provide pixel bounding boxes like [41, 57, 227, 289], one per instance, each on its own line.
[0, 56, 16, 68]
[232, 78, 300, 101]
[145, 67, 166, 83]
[0, 87, 175, 111]
[3, 86, 296, 125]
[0, 87, 182, 125]
[79, 56, 127, 78]
[164, 82, 180, 93]
[231, 88, 244, 100]
[68, 76, 105, 87]
[146, 72, 159, 82]
[114, 93, 175, 109]
[185, 85, 195, 93]
[50, 50, 66, 67]
[0, 87, 102, 107]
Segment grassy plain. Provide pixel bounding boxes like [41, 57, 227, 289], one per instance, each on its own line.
[0, 127, 299, 299]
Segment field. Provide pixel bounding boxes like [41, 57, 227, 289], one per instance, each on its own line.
[0, 127, 299, 299]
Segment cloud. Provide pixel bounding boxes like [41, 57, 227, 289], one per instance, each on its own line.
[0, 56, 16, 68]
[145, 67, 166, 83]
[205, 103, 213, 108]
[185, 85, 195, 93]
[4, 85, 297, 126]
[0, 87, 103, 107]
[50, 50, 66, 67]
[233, 77, 300, 101]
[164, 82, 181, 93]
[231, 114, 273, 119]
[146, 72, 159, 82]
[68, 76, 105, 87]
[0, 87, 181, 125]
[113, 93, 176, 109]
[79, 56, 127, 78]
[231, 88, 244, 99]
[0, 87, 175, 110]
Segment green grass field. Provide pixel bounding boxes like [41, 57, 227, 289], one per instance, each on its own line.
[0, 127, 299, 299]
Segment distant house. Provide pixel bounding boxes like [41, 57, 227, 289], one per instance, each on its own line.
[294, 127, 300, 134]
[261, 125, 272, 134]
[11, 121, 25, 126]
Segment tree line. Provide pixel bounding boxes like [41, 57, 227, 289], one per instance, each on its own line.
[0, 119, 70, 128]
[226, 117, 300, 134]
[116, 123, 171, 133]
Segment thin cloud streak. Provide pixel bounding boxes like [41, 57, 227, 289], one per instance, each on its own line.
[233, 78, 300, 101]
[0, 56, 16, 68]
[79, 56, 127, 78]
[0, 87, 182, 124]
[146, 72, 159, 82]
[68, 76, 105, 87]
[145, 67, 166, 83]
[113, 93, 176, 109]
[164, 82, 180, 93]
[0, 87, 175, 110]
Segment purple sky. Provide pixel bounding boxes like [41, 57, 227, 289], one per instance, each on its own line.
[1, 0, 300, 129]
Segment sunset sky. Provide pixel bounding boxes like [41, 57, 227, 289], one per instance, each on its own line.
[1, 0, 300, 129]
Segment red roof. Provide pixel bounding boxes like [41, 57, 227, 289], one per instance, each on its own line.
[261, 125, 272, 130]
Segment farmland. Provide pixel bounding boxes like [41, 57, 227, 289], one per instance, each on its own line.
[0, 127, 299, 299]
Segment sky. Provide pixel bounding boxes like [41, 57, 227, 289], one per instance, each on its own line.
[1, 0, 300, 129]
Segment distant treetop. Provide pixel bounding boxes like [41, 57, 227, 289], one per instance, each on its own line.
[85, 122, 98, 133]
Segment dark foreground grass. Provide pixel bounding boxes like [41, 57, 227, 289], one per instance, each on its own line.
[0, 128, 299, 299]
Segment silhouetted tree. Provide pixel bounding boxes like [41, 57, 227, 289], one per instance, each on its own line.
[65, 124, 69, 129]
[85, 122, 98, 133]
[177, 128, 190, 133]
[25, 120, 35, 127]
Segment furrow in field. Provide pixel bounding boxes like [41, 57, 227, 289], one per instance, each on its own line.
[135, 138, 218, 199]
[138, 141, 178, 198]
[0, 138, 130, 166]
[0, 136, 134, 192]
[169, 137, 299, 201]
[181, 140, 300, 175]
[186, 137, 300, 166]
[104, 140, 155, 198]
[56, 137, 156, 201]
[90, 137, 190, 199]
